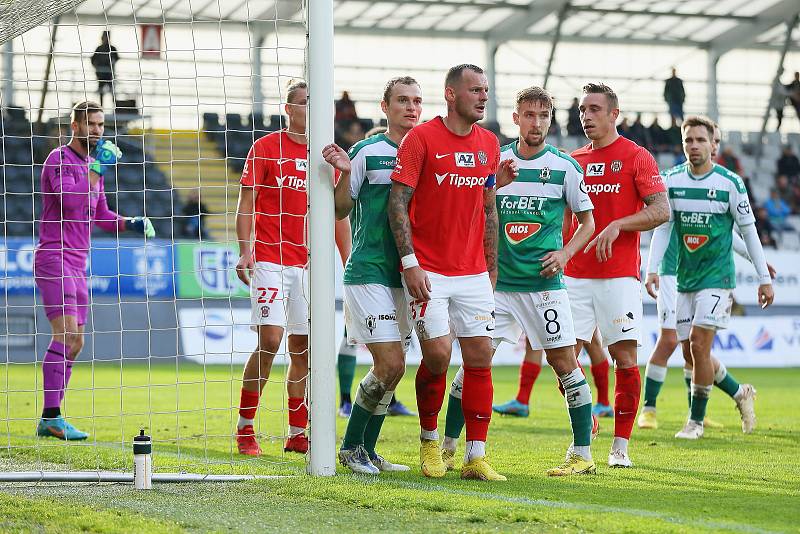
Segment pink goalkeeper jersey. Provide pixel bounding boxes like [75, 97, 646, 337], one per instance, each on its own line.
[36, 145, 124, 267]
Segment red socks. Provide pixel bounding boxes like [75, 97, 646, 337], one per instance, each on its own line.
[415, 362, 447, 431]
[239, 389, 259, 421]
[614, 367, 641, 439]
[287, 397, 308, 430]
[462, 366, 493, 442]
[591, 359, 611, 406]
[515, 361, 541, 404]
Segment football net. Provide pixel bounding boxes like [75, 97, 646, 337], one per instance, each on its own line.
[0, 0, 338, 482]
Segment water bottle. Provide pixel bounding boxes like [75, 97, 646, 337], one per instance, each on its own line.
[133, 429, 152, 490]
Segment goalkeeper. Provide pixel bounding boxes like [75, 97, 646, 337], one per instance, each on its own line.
[34, 101, 154, 440]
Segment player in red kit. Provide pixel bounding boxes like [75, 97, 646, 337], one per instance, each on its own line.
[565, 83, 670, 467]
[233, 80, 350, 456]
[388, 64, 516, 481]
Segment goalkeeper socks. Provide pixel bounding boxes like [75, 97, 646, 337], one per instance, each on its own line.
[643, 362, 668, 409]
[42, 341, 68, 411]
[684, 368, 693, 408]
[464, 440, 485, 462]
[415, 362, 447, 435]
[337, 334, 357, 404]
[238, 389, 259, 428]
[714, 361, 742, 399]
[559, 368, 593, 456]
[287, 397, 307, 436]
[516, 361, 541, 405]
[363, 390, 393, 456]
[60, 359, 74, 404]
[591, 359, 611, 406]
[462, 366, 493, 442]
[613, 366, 640, 440]
[443, 367, 465, 450]
[690, 383, 713, 423]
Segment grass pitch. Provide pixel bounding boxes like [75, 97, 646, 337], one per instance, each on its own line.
[0, 363, 798, 533]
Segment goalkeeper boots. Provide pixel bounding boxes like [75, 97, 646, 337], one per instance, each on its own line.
[420, 439, 447, 478]
[236, 425, 261, 456]
[338, 445, 379, 475]
[735, 384, 757, 433]
[37, 416, 88, 441]
[370, 452, 410, 472]
[492, 399, 529, 417]
[441, 447, 456, 471]
[461, 457, 507, 481]
[547, 453, 596, 476]
[284, 433, 309, 454]
[637, 409, 658, 429]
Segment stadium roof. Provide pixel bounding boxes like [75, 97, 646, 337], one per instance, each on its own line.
[7, 0, 798, 52]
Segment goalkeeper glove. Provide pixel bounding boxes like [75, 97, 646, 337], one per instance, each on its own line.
[125, 216, 155, 238]
[89, 139, 123, 176]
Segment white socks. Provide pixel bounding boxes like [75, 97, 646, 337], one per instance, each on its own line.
[465, 440, 485, 462]
[612, 436, 629, 454]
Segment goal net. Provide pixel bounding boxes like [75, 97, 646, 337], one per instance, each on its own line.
[0, 0, 338, 481]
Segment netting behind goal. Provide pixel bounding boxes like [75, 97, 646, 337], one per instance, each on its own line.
[0, 0, 338, 481]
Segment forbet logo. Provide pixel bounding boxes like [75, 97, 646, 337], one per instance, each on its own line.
[504, 222, 542, 245]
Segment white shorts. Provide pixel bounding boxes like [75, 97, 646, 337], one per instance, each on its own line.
[402, 272, 494, 341]
[564, 276, 642, 347]
[493, 289, 576, 350]
[250, 262, 309, 335]
[344, 284, 412, 347]
[676, 288, 732, 342]
[657, 275, 678, 330]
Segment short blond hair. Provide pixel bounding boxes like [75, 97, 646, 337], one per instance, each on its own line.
[515, 86, 554, 112]
[286, 79, 307, 104]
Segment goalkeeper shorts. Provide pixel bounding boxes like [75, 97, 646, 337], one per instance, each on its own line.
[34, 255, 89, 326]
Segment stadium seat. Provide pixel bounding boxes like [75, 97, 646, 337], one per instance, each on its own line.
[226, 113, 245, 132]
[726, 131, 743, 146]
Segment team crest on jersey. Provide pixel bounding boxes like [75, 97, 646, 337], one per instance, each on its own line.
[504, 222, 542, 245]
[611, 160, 623, 172]
[295, 158, 307, 171]
[683, 234, 709, 252]
[260, 306, 270, 318]
[586, 163, 605, 176]
[540, 166, 551, 183]
[477, 151, 488, 165]
[455, 152, 475, 167]
[365, 314, 377, 335]
[707, 188, 717, 199]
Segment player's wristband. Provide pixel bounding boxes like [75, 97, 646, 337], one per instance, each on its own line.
[401, 253, 419, 270]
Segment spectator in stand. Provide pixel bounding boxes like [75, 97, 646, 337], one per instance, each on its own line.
[618, 117, 630, 138]
[770, 69, 789, 131]
[566, 97, 582, 136]
[764, 188, 793, 231]
[548, 109, 562, 143]
[181, 189, 212, 239]
[664, 116, 681, 151]
[786, 71, 800, 125]
[663, 67, 685, 122]
[335, 91, 358, 122]
[90, 31, 119, 107]
[717, 145, 743, 175]
[775, 175, 800, 213]
[628, 113, 648, 147]
[336, 119, 364, 151]
[755, 206, 777, 248]
[777, 145, 800, 181]
[648, 117, 668, 153]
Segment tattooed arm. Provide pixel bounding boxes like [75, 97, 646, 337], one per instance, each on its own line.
[388, 182, 431, 300]
[483, 187, 499, 287]
[585, 191, 670, 262]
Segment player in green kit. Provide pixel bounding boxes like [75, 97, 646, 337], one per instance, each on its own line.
[322, 77, 423, 474]
[647, 115, 773, 440]
[441, 86, 598, 475]
[639, 122, 775, 432]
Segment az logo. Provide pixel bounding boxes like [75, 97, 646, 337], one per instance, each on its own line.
[586, 163, 605, 176]
[455, 152, 475, 168]
[505, 222, 541, 244]
[683, 234, 709, 252]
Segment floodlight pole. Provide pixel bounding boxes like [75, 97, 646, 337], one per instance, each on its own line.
[2, 39, 13, 107]
[485, 38, 499, 124]
[306, 0, 337, 477]
[251, 30, 265, 117]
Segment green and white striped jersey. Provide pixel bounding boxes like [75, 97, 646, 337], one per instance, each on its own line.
[658, 228, 679, 276]
[663, 163, 755, 292]
[496, 142, 593, 292]
[343, 134, 402, 288]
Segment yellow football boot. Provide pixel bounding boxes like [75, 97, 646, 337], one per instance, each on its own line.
[441, 448, 456, 471]
[460, 456, 507, 481]
[637, 410, 658, 429]
[547, 453, 597, 476]
[420, 439, 446, 478]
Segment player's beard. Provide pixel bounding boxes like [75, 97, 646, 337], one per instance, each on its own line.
[522, 131, 545, 150]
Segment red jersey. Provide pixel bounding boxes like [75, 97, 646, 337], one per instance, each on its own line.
[566, 136, 664, 279]
[392, 117, 500, 276]
[241, 130, 308, 267]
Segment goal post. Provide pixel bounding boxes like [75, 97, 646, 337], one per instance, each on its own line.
[0, 0, 338, 482]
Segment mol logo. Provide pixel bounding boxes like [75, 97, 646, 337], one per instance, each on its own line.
[504, 222, 542, 245]
[683, 234, 709, 252]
